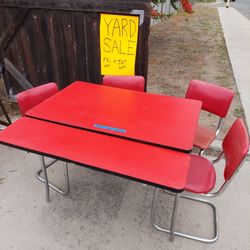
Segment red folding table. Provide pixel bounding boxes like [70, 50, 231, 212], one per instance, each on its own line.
[26, 81, 202, 152]
[0, 81, 201, 201]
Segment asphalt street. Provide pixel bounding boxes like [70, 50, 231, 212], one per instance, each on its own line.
[230, 0, 250, 19]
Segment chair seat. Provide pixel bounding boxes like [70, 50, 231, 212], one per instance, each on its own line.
[185, 154, 216, 194]
[193, 124, 216, 150]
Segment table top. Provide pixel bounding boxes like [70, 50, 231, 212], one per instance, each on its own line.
[26, 81, 201, 152]
[0, 117, 191, 192]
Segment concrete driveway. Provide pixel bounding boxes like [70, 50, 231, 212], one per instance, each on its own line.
[1, 144, 250, 249]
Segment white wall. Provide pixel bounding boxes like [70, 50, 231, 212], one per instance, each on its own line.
[151, 0, 179, 25]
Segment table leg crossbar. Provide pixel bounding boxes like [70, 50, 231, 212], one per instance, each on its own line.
[151, 188, 218, 243]
[37, 156, 70, 202]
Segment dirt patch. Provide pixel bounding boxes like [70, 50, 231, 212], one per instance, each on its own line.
[147, 4, 244, 139]
[0, 5, 244, 139]
[0, 77, 19, 122]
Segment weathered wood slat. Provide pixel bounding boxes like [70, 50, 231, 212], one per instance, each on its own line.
[0, 0, 151, 96]
[4, 58, 33, 90]
[0, 1, 151, 13]
[0, 7, 30, 49]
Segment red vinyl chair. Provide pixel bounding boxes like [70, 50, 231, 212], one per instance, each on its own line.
[151, 118, 249, 243]
[17, 82, 70, 202]
[185, 79, 234, 154]
[103, 75, 145, 92]
[16, 82, 59, 115]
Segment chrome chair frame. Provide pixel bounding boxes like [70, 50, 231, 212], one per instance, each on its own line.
[199, 117, 223, 155]
[38, 156, 70, 202]
[151, 153, 247, 243]
[215, 117, 223, 137]
[151, 189, 218, 243]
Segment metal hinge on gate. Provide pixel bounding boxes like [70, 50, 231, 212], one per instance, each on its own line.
[130, 9, 144, 26]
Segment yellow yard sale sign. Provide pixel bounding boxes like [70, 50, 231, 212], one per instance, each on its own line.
[100, 14, 139, 76]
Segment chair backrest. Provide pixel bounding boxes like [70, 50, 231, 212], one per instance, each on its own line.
[185, 79, 234, 118]
[222, 118, 249, 181]
[103, 75, 145, 92]
[17, 82, 59, 116]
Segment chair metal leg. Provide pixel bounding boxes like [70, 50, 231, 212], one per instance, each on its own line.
[199, 149, 204, 156]
[151, 188, 219, 243]
[37, 156, 70, 202]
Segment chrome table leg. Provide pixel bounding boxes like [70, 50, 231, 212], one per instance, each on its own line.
[37, 157, 70, 202]
[170, 193, 180, 242]
[39, 156, 50, 202]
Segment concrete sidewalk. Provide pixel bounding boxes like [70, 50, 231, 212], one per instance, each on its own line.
[218, 0, 250, 19]
[218, 6, 250, 132]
